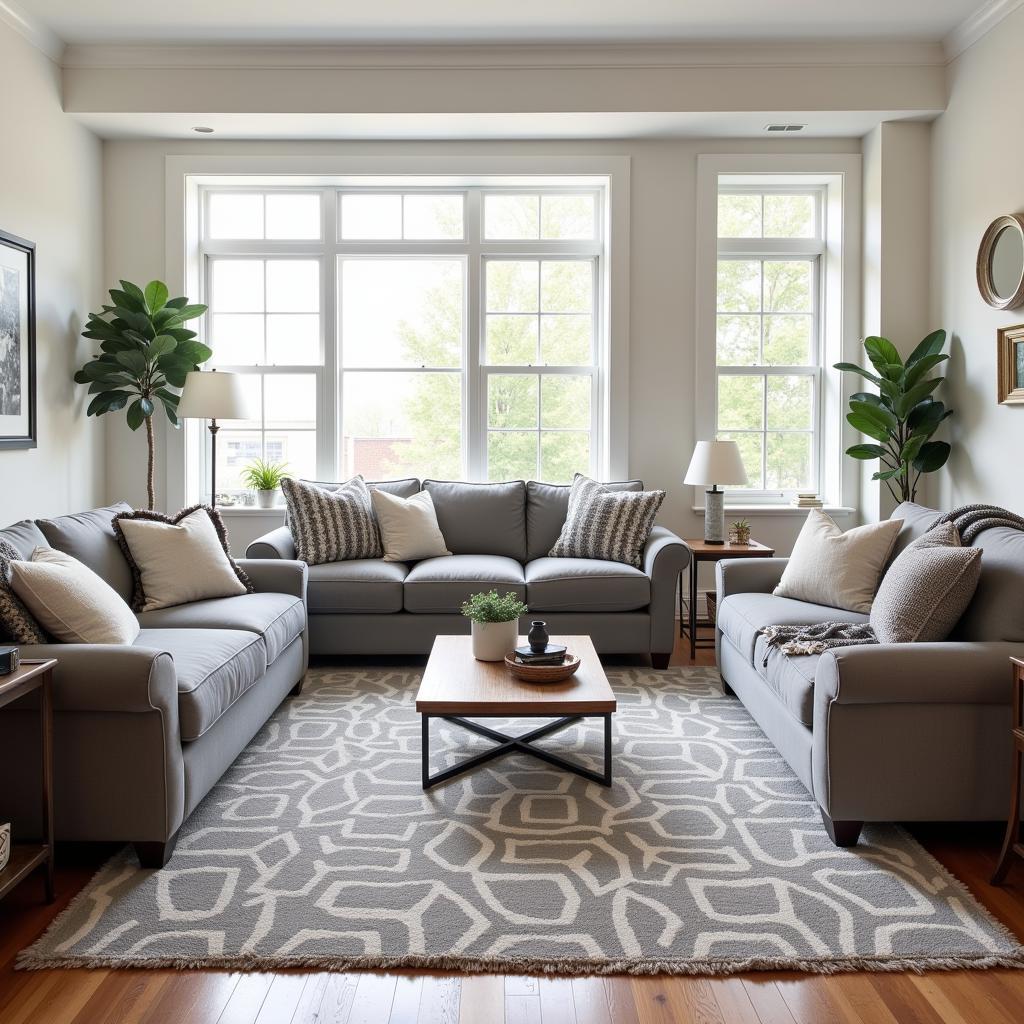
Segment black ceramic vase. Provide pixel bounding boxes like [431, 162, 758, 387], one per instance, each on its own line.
[528, 620, 549, 653]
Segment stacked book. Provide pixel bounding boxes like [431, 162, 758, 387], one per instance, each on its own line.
[792, 492, 824, 508]
[513, 644, 568, 666]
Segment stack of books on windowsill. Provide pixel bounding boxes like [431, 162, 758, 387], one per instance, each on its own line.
[792, 492, 824, 508]
[513, 644, 568, 666]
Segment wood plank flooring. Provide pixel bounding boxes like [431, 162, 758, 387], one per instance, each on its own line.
[1, 636, 1022, 1023]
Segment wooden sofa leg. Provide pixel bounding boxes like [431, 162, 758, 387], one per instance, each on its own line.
[651, 652, 670, 670]
[135, 832, 178, 869]
[820, 810, 863, 847]
[290, 675, 306, 696]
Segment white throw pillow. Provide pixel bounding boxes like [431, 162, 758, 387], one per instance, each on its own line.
[370, 488, 451, 563]
[774, 509, 903, 613]
[114, 506, 250, 612]
[10, 547, 140, 645]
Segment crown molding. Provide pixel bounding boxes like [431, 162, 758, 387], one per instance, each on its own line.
[0, 0, 64, 62]
[944, 0, 1023, 60]
[61, 38, 946, 71]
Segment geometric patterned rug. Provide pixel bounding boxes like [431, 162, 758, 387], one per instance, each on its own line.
[19, 665, 1024, 975]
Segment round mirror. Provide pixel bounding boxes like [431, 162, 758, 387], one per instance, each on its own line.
[977, 214, 1024, 309]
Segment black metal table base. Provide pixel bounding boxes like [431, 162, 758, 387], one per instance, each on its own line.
[421, 713, 613, 789]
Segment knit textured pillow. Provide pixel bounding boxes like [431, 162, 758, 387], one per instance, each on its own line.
[0, 539, 48, 644]
[548, 474, 665, 569]
[282, 476, 382, 565]
[870, 521, 982, 644]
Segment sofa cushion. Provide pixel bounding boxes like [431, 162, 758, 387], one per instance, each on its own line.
[717, 592, 869, 663]
[889, 502, 942, 559]
[422, 480, 527, 562]
[526, 480, 643, 561]
[753, 635, 821, 727]
[136, 593, 305, 663]
[307, 559, 408, 614]
[135, 628, 267, 742]
[525, 557, 650, 612]
[404, 554, 526, 613]
[306, 477, 421, 499]
[36, 501, 134, 602]
[0, 520, 50, 559]
[955, 526, 1024, 641]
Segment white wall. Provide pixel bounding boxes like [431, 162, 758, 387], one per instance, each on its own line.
[931, 6, 1024, 514]
[0, 22, 104, 525]
[103, 135, 860, 555]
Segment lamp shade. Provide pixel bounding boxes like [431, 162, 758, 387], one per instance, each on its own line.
[684, 440, 748, 486]
[177, 371, 253, 421]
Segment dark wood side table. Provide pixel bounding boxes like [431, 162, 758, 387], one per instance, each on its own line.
[0, 659, 57, 904]
[679, 539, 776, 660]
[992, 656, 1024, 884]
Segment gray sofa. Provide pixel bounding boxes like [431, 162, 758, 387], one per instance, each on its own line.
[716, 501, 1024, 846]
[0, 502, 308, 867]
[248, 478, 688, 667]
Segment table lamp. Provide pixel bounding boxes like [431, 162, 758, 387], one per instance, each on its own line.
[177, 370, 253, 507]
[684, 440, 748, 544]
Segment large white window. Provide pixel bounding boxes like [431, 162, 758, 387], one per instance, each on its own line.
[196, 182, 606, 496]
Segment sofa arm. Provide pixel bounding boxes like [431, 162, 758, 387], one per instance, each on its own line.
[246, 526, 296, 560]
[643, 526, 690, 656]
[716, 557, 789, 599]
[236, 557, 308, 602]
[814, 641, 1024, 708]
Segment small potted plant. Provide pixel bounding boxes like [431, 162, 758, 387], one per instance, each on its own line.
[729, 518, 751, 545]
[460, 590, 527, 662]
[240, 458, 291, 509]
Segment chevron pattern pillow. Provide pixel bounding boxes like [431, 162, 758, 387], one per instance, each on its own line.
[282, 476, 382, 565]
[549, 474, 665, 568]
[0, 539, 48, 645]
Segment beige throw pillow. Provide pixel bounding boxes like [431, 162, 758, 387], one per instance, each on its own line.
[10, 547, 140, 645]
[370, 488, 451, 563]
[113, 506, 250, 612]
[774, 509, 903, 613]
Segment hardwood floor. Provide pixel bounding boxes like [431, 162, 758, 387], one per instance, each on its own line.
[1, 635, 1022, 1024]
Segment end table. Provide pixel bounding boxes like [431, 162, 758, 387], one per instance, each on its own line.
[679, 538, 775, 659]
[992, 656, 1024, 884]
[0, 659, 57, 904]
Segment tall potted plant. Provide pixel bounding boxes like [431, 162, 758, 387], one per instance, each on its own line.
[835, 330, 953, 504]
[74, 280, 210, 510]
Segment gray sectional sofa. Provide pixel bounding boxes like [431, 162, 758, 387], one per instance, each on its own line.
[0, 502, 308, 867]
[248, 478, 688, 666]
[716, 501, 1024, 847]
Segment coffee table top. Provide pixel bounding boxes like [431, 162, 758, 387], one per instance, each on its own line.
[416, 635, 615, 715]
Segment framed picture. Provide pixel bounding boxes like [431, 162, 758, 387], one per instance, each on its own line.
[0, 229, 36, 450]
[997, 322, 1024, 405]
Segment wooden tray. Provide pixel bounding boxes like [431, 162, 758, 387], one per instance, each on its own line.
[504, 652, 581, 684]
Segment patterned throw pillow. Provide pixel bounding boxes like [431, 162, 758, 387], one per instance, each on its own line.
[548, 473, 665, 569]
[870, 522, 982, 643]
[0, 539, 48, 644]
[282, 476, 382, 565]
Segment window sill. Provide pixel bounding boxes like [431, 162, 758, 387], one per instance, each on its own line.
[691, 504, 855, 517]
[215, 506, 286, 516]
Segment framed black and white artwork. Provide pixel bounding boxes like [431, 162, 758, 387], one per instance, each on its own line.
[0, 229, 36, 450]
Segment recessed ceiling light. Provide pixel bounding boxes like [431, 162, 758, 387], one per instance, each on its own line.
[192, 126, 215, 134]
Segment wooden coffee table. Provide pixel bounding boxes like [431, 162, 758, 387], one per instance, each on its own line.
[416, 635, 616, 789]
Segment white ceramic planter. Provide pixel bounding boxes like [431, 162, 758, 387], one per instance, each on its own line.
[471, 619, 518, 661]
[256, 488, 279, 509]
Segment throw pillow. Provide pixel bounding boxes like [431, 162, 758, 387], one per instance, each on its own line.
[112, 505, 253, 612]
[9, 547, 140, 645]
[548, 473, 665, 569]
[0, 540, 48, 644]
[870, 522, 982, 643]
[774, 509, 903, 613]
[282, 476, 382, 565]
[370, 488, 451, 562]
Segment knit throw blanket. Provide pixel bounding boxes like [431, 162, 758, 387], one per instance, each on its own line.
[759, 503, 1024, 658]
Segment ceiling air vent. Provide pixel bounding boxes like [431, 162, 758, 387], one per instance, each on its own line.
[765, 124, 806, 133]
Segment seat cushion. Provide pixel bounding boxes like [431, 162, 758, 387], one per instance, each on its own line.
[307, 559, 409, 614]
[422, 480, 527, 562]
[525, 557, 650, 611]
[136, 593, 305, 663]
[404, 554, 526, 613]
[753, 636, 822, 727]
[717, 592, 869, 663]
[135, 628, 267, 742]
[526, 480, 643, 561]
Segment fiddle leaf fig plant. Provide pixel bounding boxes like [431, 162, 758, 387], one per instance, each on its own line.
[834, 330, 954, 504]
[74, 280, 210, 511]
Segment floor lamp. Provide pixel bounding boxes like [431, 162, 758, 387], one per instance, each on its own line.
[178, 370, 252, 507]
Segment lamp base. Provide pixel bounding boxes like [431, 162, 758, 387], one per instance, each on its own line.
[704, 487, 726, 544]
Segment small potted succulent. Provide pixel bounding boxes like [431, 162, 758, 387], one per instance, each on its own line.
[240, 458, 291, 509]
[460, 590, 527, 662]
[729, 518, 751, 545]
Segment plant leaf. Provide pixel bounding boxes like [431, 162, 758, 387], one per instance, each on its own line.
[845, 443, 888, 460]
[834, 362, 882, 386]
[899, 434, 926, 464]
[907, 399, 950, 435]
[173, 340, 213, 366]
[126, 399, 145, 431]
[907, 329, 947, 366]
[903, 352, 948, 389]
[109, 287, 144, 313]
[850, 399, 898, 433]
[171, 303, 207, 322]
[894, 377, 943, 419]
[114, 350, 147, 377]
[873, 467, 906, 481]
[146, 335, 178, 359]
[144, 280, 169, 313]
[912, 440, 951, 473]
[847, 412, 891, 443]
[139, 397, 155, 417]
[850, 392, 889, 409]
[119, 280, 147, 309]
[864, 336, 902, 376]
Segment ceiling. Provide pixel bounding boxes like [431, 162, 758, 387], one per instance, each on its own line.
[20, 0, 987, 46]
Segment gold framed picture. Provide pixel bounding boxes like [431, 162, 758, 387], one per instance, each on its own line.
[997, 323, 1024, 404]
